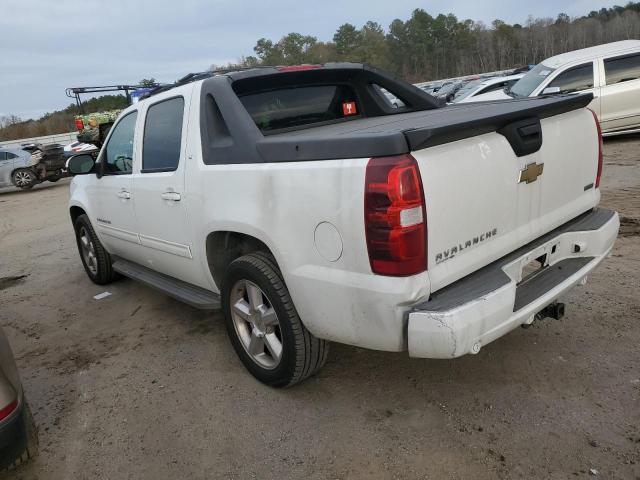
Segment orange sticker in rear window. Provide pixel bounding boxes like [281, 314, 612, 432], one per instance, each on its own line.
[342, 102, 357, 116]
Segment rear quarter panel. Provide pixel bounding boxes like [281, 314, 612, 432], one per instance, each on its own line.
[187, 153, 431, 351]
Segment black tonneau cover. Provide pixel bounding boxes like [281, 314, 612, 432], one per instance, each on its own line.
[199, 64, 592, 165]
[256, 94, 592, 162]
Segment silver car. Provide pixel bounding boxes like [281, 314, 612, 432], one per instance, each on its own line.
[0, 326, 37, 470]
[0, 145, 67, 190]
[0, 147, 36, 189]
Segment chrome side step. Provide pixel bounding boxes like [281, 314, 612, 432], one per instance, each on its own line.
[112, 258, 220, 310]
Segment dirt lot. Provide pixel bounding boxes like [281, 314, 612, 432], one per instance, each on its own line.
[0, 136, 639, 480]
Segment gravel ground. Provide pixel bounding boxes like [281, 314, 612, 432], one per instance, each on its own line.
[0, 136, 639, 480]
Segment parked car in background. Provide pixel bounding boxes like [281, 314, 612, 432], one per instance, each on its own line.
[434, 81, 464, 102]
[0, 326, 37, 470]
[469, 40, 640, 135]
[453, 74, 524, 103]
[417, 83, 440, 95]
[0, 145, 66, 190]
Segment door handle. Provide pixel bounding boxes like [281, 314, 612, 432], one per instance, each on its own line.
[117, 190, 131, 199]
[161, 191, 181, 202]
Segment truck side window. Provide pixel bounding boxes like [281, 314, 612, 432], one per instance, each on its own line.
[604, 53, 640, 85]
[547, 63, 594, 93]
[142, 97, 184, 172]
[103, 111, 137, 174]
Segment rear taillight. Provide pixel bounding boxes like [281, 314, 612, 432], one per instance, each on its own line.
[588, 108, 603, 188]
[364, 154, 427, 276]
[0, 398, 17, 422]
[75, 118, 84, 131]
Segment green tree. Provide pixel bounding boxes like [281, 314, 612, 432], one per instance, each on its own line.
[333, 23, 361, 58]
[254, 38, 283, 65]
[138, 78, 157, 87]
[279, 33, 318, 64]
[353, 21, 390, 69]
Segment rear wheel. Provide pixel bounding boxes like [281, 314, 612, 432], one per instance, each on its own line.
[12, 169, 37, 190]
[221, 253, 328, 387]
[73, 214, 117, 285]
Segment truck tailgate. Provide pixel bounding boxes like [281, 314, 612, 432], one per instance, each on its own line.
[413, 107, 601, 291]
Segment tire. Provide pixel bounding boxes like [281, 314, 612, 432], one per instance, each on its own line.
[221, 252, 329, 387]
[73, 214, 118, 285]
[11, 169, 37, 190]
[0, 401, 38, 472]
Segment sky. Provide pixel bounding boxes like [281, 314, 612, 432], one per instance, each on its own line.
[0, 0, 622, 119]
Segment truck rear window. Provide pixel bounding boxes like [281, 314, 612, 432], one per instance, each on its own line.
[238, 85, 359, 133]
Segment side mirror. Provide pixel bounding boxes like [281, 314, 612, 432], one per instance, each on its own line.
[542, 86, 561, 95]
[66, 154, 96, 175]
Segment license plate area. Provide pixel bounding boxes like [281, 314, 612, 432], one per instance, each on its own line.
[519, 254, 548, 284]
[514, 239, 561, 284]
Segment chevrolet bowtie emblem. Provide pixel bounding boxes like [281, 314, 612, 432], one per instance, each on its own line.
[518, 162, 544, 184]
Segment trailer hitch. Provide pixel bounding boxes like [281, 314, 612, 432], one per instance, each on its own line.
[522, 301, 565, 328]
[536, 302, 565, 321]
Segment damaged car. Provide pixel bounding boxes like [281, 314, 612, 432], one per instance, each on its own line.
[0, 144, 67, 190]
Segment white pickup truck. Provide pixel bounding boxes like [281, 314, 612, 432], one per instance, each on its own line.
[67, 63, 619, 387]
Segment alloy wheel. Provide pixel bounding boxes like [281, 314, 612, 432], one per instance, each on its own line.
[78, 226, 98, 276]
[230, 279, 282, 369]
[14, 171, 33, 187]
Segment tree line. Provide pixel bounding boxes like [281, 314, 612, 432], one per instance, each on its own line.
[3, 3, 639, 142]
[238, 3, 640, 82]
[0, 95, 128, 142]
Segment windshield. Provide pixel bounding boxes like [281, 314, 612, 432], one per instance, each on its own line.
[510, 63, 556, 97]
[452, 80, 483, 102]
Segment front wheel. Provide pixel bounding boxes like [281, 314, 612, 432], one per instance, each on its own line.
[221, 253, 328, 387]
[73, 214, 118, 285]
[12, 169, 37, 190]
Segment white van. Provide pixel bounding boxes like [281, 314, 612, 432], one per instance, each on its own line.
[468, 40, 640, 136]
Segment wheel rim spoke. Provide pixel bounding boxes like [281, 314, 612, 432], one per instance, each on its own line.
[259, 306, 278, 327]
[263, 332, 282, 361]
[233, 298, 251, 321]
[246, 283, 263, 310]
[248, 330, 265, 356]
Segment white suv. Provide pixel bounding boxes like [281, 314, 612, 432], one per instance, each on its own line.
[469, 40, 640, 136]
